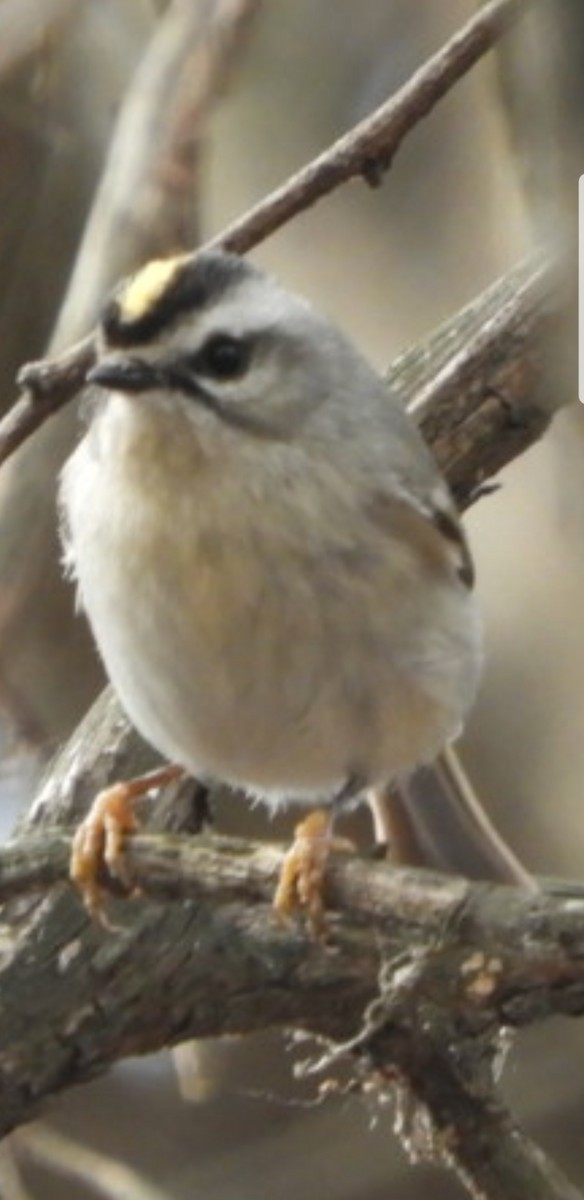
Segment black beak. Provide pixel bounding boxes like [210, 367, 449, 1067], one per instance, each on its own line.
[86, 357, 162, 393]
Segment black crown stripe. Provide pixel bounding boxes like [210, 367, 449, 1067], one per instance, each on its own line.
[102, 251, 253, 348]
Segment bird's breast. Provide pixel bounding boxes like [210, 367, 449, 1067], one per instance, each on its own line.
[60, 423, 481, 799]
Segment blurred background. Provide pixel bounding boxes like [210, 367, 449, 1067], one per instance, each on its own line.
[0, 0, 582, 1197]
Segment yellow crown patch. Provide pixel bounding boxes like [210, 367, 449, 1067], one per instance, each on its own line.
[118, 255, 189, 322]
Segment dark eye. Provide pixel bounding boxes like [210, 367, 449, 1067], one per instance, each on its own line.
[196, 334, 251, 380]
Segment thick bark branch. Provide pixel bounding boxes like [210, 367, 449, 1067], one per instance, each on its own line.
[2, 818, 584, 1200]
[369, 1014, 584, 1200]
[395, 255, 557, 505]
[4, 825, 584, 1025]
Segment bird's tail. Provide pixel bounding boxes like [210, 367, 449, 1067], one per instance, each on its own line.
[368, 746, 534, 888]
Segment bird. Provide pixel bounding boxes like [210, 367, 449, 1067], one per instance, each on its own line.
[59, 249, 527, 926]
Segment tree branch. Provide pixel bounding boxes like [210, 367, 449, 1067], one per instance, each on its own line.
[212, 0, 529, 254]
[1, 0, 532, 467]
[13, 1124, 175, 1200]
[367, 1004, 584, 1200]
[1, 823, 584, 1200]
[399, 255, 558, 505]
[4, 824, 584, 1023]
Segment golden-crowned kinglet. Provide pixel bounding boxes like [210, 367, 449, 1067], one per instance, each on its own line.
[60, 251, 490, 914]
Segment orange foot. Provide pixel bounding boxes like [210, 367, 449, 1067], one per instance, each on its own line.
[70, 763, 185, 919]
[273, 809, 354, 937]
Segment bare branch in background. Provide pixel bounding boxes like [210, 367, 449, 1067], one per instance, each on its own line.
[0, 0, 261, 460]
[13, 1125, 174, 1200]
[0, 1143, 34, 1200]
[0, 0, 84, 81]
[1, 0, 532, 466]
[212, 0, 530, 253]
[0, 0, 263, 744]
[51, 0, 263, 347]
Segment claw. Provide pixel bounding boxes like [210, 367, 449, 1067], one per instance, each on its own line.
[70, 763, 185, 919]
[70, 783, 139, 919]
[273, 809, 353, 937]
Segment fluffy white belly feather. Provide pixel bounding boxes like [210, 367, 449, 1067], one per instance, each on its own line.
[60, 404, 481, 804]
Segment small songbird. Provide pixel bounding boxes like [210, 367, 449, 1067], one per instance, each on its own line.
[59, 250, 516, 921]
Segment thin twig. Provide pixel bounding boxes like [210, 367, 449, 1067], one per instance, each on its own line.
[212, 0, 530, 254]
[4, 337, 96, 460]
[1, 0, 531, 467]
